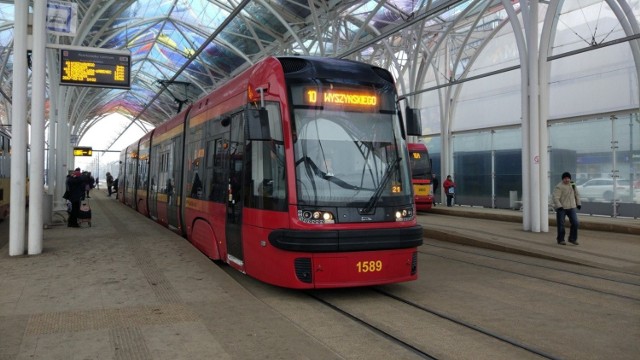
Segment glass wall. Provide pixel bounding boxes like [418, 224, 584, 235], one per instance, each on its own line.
[425, 112, 639, 217]
[424, 127, 523, 209]
[549, 113, 640, 218]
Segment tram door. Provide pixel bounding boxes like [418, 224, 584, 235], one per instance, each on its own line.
[225, 113, 245, 263]
[167, 138, 182, 232]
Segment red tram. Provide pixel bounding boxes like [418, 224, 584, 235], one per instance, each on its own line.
[408, 143, 433, 211]
[118, 56, 423, 288]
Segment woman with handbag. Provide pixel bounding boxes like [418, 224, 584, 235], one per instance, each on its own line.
[443, 175, 456, 207]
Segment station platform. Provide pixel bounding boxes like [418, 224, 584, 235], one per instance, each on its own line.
[0, 191, 638, 358]
[418, 204, 640, 274]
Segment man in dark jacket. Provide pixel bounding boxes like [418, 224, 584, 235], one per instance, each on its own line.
[66, 168, 87, 227]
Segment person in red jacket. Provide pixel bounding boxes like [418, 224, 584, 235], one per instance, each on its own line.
[443, 175, 456, 207]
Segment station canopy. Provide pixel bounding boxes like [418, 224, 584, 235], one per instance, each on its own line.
[0, 0, 495, 149]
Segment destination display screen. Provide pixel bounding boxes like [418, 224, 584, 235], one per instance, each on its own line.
[60, 49, 131, 89]
[304, 88, 378, 108]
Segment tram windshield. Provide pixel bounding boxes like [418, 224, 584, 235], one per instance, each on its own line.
[293, 109, 412, 207]
[409, 148, 432, 181]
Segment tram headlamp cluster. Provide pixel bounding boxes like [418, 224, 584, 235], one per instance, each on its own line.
[394, 208, 414, 222]
[298, 210, 335, 224]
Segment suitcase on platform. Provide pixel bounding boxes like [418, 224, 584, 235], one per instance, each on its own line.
[77, 199, 92, 227]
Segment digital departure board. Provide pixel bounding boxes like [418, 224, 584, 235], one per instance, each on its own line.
[73, 146, 93, 156]
[60, 49, 131, 89]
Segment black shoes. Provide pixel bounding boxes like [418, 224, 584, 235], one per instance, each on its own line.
[557, 240, 579, 245]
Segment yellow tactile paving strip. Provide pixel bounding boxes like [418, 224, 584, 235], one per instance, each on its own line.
[24, 303, 198, 336]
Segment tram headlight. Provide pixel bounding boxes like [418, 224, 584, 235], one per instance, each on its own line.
[394, 207, 414, 222]
[298, 210, 335, 224]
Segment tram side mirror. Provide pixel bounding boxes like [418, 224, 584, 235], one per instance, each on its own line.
[405, 107, 422, 136]
[246, 108, 271, 141]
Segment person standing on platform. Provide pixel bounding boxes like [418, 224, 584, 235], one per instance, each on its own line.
[83, 171, 95, 198]
[66, 168, 87, 228]
[432, 174, 439, 206]
[443, 175, 456, 207]
[552, 172, 582, 245]
[106, 172, 114, 196]
[113, 178, 119, 199]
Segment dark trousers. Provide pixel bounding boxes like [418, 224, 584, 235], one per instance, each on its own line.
[556, 207, 579, 242]
[107, 184, 112, 196]
[68, 200, 80, 226]
[446, 194, 454, 207]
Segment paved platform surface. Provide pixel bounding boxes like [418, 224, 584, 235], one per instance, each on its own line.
[0, 192, 638, 359]
[419, 205, 640, 274]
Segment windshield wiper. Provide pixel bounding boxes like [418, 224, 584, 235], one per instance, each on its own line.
[361, 157, 400, 214]
[296, 156, 372, 191]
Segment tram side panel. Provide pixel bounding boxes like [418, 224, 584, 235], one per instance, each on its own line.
[135, 132, 153, 216]
[122, 144, 138, 208]
[148, 114, 186, 234]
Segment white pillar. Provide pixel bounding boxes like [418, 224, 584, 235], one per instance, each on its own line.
[9, 1, 28, 256]
[56, 89, 69, 203]
[526, 0, 541, 232]
[502, 0, 531, 231]
[47, 49, 58, 198]
[28, 0, 47, 254]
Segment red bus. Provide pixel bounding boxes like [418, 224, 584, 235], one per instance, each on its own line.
[408, 143, 433, 211]
[118, 56, 423, 288]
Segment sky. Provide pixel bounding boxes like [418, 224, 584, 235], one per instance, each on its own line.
[71, 113, 152, 178]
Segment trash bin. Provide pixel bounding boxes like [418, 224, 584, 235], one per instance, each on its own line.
[509, 191, 518, 210]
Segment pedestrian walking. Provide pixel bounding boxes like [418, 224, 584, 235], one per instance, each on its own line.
[552, 172, 582, 245]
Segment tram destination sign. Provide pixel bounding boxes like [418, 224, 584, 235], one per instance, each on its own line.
[60, 48, 131, 89]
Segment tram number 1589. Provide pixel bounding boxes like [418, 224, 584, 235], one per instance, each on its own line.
[356, 260, 383, 273]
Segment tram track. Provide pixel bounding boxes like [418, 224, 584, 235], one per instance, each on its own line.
[307, 291, 437, 359]
[371, 288, 560, 360]
[218, 246, 637, 360]
[420, 241, 640, 302]
[220, 262, 549, 359]
[307, 287, 559, 360]
[423, 241, 640, 282]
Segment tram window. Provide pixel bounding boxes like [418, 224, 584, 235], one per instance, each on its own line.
[204, 140, 216, 201]
[0, 136, 5, 176]
[189, 157, 203, 199]
[208, 138, 227, 202]
[246, 102, 286, 211]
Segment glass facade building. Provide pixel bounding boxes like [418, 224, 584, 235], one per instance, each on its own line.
[416, 2, 639, 218]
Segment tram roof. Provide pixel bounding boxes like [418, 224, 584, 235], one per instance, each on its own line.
[0, 1, 481, 133]
[0, 0, 580, 151]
